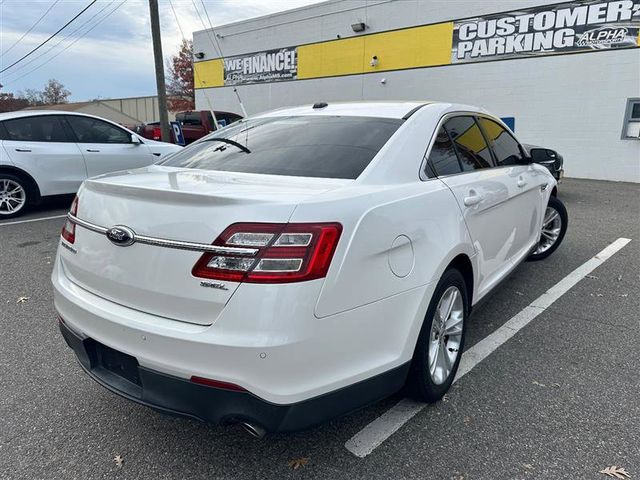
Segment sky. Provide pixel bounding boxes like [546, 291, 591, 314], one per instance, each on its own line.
[0, 0, 324, 101]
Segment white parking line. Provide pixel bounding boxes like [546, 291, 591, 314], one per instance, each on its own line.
[345, 237, 632, 458]
[0, 214, 67, 227]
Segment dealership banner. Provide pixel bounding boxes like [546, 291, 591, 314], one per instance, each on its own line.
[452, 0, 640, 63]
[223, 47, 297, 86]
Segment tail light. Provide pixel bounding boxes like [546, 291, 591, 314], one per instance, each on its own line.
[61, 196, 78, 244]
[192, 222, 342, 284]
[152, 126, 161, 140]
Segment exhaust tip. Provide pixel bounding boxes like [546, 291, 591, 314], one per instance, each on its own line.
[239, 421, 266, 438]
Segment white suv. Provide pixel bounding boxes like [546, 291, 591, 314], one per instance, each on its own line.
[52, 102, 567, 435]
[0, 111, 182, 218]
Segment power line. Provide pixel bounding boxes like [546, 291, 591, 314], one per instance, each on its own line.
[0, 0, 97, 74]
[190, 0, 221, 124]
[4, 1, 125, 85]
[2, 0, 61, 57]
[2, 1, 115, 79]
[191, 0, 220, 57]
[200, 0, 225, 60]
[168, 0, 185, 40]
[198, 0, 248, 117]
[168, 0, 216, 114]
[5, 1, 124, 85]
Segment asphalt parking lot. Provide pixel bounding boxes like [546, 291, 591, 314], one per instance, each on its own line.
[1, 178, 638, 480]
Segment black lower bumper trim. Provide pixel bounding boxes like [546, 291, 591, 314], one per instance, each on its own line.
[59, 320, 410, 432]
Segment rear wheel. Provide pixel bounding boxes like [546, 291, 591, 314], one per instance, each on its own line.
[527, 196, 567, 261]
[0, 174, 29, 219]
[406, 268, 468, 402]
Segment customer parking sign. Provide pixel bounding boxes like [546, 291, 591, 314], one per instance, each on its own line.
[452, 0, 640, 63]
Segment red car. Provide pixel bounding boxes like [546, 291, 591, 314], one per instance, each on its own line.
[137, 110, 243, 145]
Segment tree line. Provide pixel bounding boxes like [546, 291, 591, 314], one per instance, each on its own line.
[0, 78, 71, 113]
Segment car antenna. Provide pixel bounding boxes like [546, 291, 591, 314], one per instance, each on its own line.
[233, 88, 248, 118]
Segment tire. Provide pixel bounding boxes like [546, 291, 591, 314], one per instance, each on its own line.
[526, 196, 568, 262]
[0, 173, 30, 219]
[406, 268, 469, 403]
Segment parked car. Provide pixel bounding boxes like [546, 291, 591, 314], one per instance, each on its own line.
[53, 102, 567, 435]
[0, 111, 182, 218]
[137, 110, 243, 144]
[524, 144, 564, 180]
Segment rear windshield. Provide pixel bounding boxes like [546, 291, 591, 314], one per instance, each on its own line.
[160, 115, 403, 179]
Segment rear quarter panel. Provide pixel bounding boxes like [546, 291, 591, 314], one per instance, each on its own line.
[0, 143, 15, 166]
[291, 179, 475, 318]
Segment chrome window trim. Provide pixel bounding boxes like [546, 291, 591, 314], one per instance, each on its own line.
[67, 213, 259, 255]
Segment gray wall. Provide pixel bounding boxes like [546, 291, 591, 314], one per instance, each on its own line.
[100, 97, 181, 124]
[194, 0, 640, 182]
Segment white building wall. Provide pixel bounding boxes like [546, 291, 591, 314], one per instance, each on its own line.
[194, 0, 640, 182]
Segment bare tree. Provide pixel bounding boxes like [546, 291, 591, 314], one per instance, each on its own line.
[40, 79, 71, 105]
[18, 88, 45, 106]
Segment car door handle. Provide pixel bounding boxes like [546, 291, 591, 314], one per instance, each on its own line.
[15, 148, 32, 152]
[86, 149, 100, 152]
[463, 193, 483, 207]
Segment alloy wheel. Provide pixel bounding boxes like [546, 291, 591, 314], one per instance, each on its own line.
[535, 206, 562, 255]
[0, 179, 26, 216]
[428, 286, 464, 385]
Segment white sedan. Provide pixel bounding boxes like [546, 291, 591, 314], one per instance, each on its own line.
[52, 102, 567, 435]
[0, 111, 182, 218]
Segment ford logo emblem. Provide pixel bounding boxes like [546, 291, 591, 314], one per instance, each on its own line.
[106, 225, 136, 247]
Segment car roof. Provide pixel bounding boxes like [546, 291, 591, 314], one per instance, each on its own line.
[0, 110, 114, 121]
[256, 101, 434, 120]
[0, 102, 486, 122]
[255, 101, 494, 120]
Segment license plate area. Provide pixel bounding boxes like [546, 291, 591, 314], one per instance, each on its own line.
[84, 339, 142, 397]
[98, 342, 140, 385]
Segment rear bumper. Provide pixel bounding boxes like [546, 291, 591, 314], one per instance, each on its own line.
[60, 319, 409, 432]
[52, 252, 430, 405]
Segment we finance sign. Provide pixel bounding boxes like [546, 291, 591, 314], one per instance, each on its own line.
[223, 47, 297, 86]
[452, 0, 640, 63]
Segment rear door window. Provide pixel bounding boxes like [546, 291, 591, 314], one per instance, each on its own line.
[478, 117, 524, 166]
[161, 116, 403, 180]
[2, 115, 70, 142]
[444, 116, 494, 171]
[66, 115, 132, 144]
[427, 126, 462, 176]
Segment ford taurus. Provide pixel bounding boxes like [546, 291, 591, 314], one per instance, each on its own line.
[52, 102, 568, 436]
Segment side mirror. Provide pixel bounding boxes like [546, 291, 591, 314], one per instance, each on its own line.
[529, 148, 556, 164]
[517, 145, 534, 164]
[131, 134, 142, 145]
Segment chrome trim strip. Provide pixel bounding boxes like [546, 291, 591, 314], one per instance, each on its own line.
[69, 214, 108, 235]
[67, 213, 259, 255]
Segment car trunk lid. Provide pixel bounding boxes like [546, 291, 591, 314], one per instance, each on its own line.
[59, 166, 347, 325]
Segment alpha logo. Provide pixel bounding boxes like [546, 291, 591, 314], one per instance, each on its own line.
[106, 225, 136, 247]
[577, 27, 629, 47]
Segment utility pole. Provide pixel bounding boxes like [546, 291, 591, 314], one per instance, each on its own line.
[149, 0, 171, 142]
